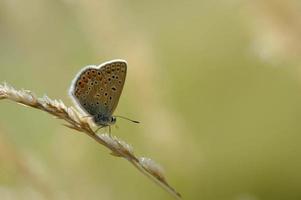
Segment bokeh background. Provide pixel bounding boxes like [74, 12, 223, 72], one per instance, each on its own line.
[1, 0, 301, 200]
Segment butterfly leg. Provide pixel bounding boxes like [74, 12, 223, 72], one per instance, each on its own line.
[95, 125, 105, 133]
[109, 126, 112, 137]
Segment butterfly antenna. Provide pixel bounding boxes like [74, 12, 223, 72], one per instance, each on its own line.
[115, 115, 140, 124]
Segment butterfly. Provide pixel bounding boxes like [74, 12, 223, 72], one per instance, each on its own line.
[69, 59, 139, 132]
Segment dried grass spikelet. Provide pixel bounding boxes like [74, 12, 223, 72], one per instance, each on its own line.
[0, 83, 181, 199]
[139, 157, 165, 182]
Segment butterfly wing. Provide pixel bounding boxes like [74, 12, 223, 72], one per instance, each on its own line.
[100, 60, 127, 116]
[69, 60, 127, 118]
[70, 66, 108, 116]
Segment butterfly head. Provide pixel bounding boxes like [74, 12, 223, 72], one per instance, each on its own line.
[93, 114, 116, 126]
[109, 116, 117, 125]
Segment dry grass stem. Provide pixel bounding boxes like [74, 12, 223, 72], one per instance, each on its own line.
[0, 83, 181, 199]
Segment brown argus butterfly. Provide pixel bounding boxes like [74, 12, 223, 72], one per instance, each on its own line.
[69, 59, 139, 132]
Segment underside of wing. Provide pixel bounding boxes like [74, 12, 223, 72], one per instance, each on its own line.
[69, 60, 127, 118]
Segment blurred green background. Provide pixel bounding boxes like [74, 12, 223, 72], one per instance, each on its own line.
[1, 0, 301, 200]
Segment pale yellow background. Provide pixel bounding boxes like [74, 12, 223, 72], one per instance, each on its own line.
[0, 1, 301, 200]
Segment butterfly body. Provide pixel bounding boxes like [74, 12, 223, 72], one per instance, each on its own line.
[94, 114, 116, 126]
[69, 59, 127, 127]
